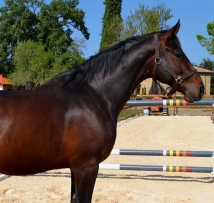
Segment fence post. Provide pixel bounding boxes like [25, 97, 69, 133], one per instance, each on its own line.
[144, 106, 150, 116]
[163, 107, 168, 116]
[211, 104, 214, 123]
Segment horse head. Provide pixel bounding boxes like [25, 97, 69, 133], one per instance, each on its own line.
[145, 20, 204, 102]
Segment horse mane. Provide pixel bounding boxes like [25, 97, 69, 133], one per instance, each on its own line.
[56, 41, 126, 87]
[55, 30, 169, 87]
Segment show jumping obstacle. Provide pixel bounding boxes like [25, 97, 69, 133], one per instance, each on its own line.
[108, 100, 214, 174]
[126, 99, 214, 107]
[99, 164, 214, 173]
[126, 99, 214, 118]
[110, 149, 214, 157]
[99, 149, 214, 174]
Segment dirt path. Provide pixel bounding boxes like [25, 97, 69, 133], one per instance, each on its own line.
[0, 116, 214, 203]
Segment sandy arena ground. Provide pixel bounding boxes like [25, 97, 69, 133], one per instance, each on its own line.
[0, 116, 214, 203]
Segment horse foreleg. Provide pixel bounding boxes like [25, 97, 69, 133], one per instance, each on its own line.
[71, 170, 76, 201]
[70, 164, 99, 203]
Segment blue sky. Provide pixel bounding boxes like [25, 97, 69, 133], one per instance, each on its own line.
[0, 0, 214, 65]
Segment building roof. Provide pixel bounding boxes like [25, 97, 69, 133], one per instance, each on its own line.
[3, 77, 12, 85]
[194, 66, 213, 74]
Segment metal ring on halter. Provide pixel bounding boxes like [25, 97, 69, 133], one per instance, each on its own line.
[154, 58, 162, 65]
[175, 76, 183, 84]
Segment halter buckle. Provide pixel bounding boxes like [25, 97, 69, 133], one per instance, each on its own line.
[175, 76, 183, 84]
[154, 58, 161, 65]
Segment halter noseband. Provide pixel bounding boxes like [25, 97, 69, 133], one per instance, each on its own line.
[152, 34, 197, 98]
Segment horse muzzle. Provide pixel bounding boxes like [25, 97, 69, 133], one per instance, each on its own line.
[183, 85, 204, 102]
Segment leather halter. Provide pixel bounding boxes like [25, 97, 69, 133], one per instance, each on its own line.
[152, 34, 197, 98]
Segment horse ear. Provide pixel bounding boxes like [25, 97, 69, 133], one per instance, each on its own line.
[164, 19, 180, 38]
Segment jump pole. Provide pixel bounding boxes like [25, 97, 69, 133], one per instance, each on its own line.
[0, 174, 10, 181]
[99, 164, 214, 173]
[111, 149, 214, 157]
[126, 99, 214, 107]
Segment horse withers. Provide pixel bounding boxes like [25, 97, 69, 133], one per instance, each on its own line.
[0, 20, 204, 203]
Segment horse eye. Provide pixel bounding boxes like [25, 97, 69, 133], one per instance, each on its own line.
[175, 53, 182, 58]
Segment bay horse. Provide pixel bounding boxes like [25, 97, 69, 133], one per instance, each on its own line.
[0, 20, 204, 203]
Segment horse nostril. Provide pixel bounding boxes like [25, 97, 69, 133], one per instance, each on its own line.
[200, 86, 204, 95]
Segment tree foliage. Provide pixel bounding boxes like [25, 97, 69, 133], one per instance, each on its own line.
[197, 21, 214, 55]
[9, 40, 85, 89]
[100, 0, 122, 50]
[0, 0, 43, 75]
[0, 0, 89, 87]
[9, 40, 52, 89]
[38, 0, 89, 54]
[199, 58, 214, 94]
[121, 3, 173, 39]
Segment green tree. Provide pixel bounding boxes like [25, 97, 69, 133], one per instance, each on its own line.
[197, 21, 214, 55]
[38, 0, 89, 55]
[9, 40, 52, 89]
[10, 39, 85, 89]
[100, 0, 122, 50]
[199, 58, 214, 94]
[121, 3, 173, 39]
[49, 38, 85, 80]
[0, 0, 43, 75]
[0, 0, 89, 77]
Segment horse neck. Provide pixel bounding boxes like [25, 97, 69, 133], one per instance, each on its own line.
[91, 40, 154, 117]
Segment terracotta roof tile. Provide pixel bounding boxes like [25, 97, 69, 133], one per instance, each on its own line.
[3, 77, 13, 85]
